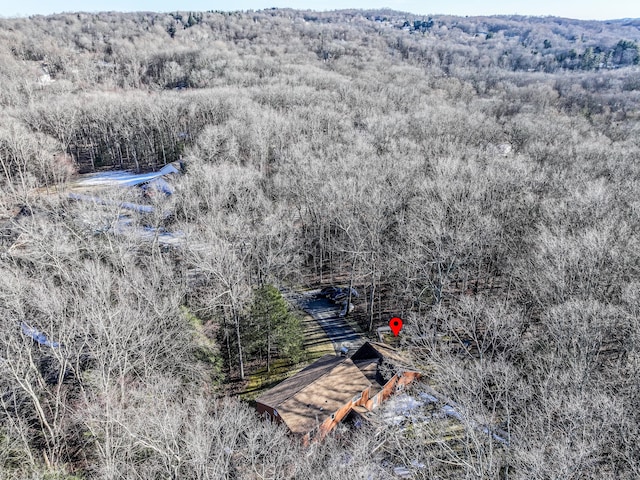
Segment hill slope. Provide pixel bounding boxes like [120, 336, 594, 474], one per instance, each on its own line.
[0, 9, 639, 480]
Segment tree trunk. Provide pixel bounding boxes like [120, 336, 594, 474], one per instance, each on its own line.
[223, 313, 232, 375]
[233, 306, 245, 380]
[368, 280, 376, 332]
[267, 329, 271, 373]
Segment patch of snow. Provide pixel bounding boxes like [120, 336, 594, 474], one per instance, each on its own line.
[69, 193, 155, 213]
[143, 177, 174, 196]
[441, 405, 463, 420]
[382, 394, 425, 425]
[418, 392, 438, 403]
[39, 74, 54, 85]
[393, 466, 412, 478]
[21, 322, 60, 348]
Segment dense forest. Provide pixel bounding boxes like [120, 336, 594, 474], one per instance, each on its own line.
[1, 8, 640, 479]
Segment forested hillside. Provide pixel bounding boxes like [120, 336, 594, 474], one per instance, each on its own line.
[1, 8, 640, 479]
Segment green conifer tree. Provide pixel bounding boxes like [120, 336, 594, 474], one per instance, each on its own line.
[250, 284, 303, 372]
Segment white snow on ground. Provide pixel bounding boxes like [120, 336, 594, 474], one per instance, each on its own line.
[67, 163, 185, 247]
[382, 392, 466, 425]
[381, 394, 426, 425]
[69, 193, 155, 213]
[441, 405, 463, 420]
[71, 163, 180, 189]
[111, 216, 186, 246]
[418, 392, 438, 403]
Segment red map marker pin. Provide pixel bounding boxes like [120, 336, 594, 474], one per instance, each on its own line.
[389, 317, 403, 336]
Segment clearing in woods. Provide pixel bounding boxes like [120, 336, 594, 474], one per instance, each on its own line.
[241, 302, 334, 402]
